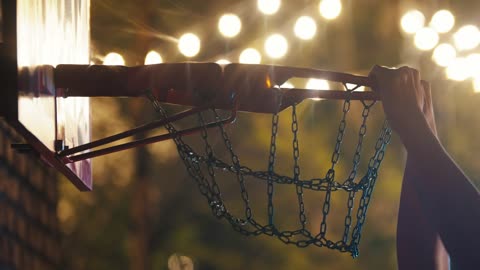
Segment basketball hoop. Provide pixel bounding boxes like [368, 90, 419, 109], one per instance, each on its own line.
[15, 63, 391, 256]
[134, 64, 390, 257]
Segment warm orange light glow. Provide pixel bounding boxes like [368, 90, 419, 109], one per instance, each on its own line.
[266, 75, 272, 88]
[144, 50, 163, 65]
[264, 34, 288, 59]
[400, 10, 425, 34]
[178, 33, 201, 57]
[103, 52, 125, 65]
[319, 0, 342, 20]
[218, 14, 242, 38]
[239, 48, 262, 64]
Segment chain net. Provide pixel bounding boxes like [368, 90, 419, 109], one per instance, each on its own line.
[146, 83, 392, 258]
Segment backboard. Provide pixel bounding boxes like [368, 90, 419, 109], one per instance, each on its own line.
[0, 0, 92, 191]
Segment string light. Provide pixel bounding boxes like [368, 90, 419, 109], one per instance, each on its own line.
[414, 27, 439, 51]
[466, 53, 480, 78]
[306, 79, 329, 90]
[400, 10, 425, 34]
[473, 76, 480, 93]
[258, 0, 281, 15]
[239, 48, 262, 64]
[454, 25, 480, 51]
[178, 33, 201, 57]
[264, 34, 288, 59]
[430, 10, 455, 33]
[306, 78, 329, 101]
[144, 50, 163, 65]
[103, 52, 125, 65]
[432, 44, 456, 67]
[218, 14, 242, 38]
[319, 0, 342, 20]
[294, 16, 317, 40]
[446, 57, 470, 81]
[216, 59, 231, 65]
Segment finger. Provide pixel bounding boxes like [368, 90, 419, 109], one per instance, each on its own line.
[368, 65, 382, 94]
[421, 80, 431, 100]
[421, 80, 432, 113]
[409, 67, 425, 108]
[400, 66, 415, 89]
[411, 68, 421, 90]
[397, 66, 412, 87]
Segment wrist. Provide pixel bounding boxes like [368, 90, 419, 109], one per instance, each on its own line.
[398, 113, 436, 152]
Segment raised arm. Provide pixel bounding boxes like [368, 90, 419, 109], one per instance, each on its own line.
[396, 78, 448, 270]
[369, 65, 480, 270]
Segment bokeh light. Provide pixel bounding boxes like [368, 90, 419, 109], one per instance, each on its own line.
[257, 0, 281, 15]
[306, 78, 330, 90]
[178, 33, 201, 57]
[430, 9, 455, 33]
[279, 82, 294, 88]
[473, 76, 480, 93]
[306, 79, 329, 101]
[466, 53, 480, 78]
[218, 14, 242, 38]
[264, 34, 288, 59]
[346, 83, 365, 92]
[446, 57, 470, 81]
[432, 44, 456, 67]
[414, 27, 439, 51]
[454, 25, 480, 51]
[216, 59, 231, 65]
[294, 16, 317, 40]
[239, 48, 262, 64]
[400, 10, 425, 34]
[103, 52, 125, 65]
[144, 50, 163, 65]
[319, 0, 342, 20]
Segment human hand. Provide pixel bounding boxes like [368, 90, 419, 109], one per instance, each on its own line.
[420, 80, 438, 136]
[368, 65, 436, 138]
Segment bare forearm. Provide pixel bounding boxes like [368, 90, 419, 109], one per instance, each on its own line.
[401, 115, 480, 268]
[397, 158, 448, 270]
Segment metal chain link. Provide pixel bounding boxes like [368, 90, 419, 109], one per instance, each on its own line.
[291, 104, 307, 230]
[145, 83, 391, 257]
[267, 113, 279, 226]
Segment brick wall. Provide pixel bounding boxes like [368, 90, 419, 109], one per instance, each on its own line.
[0, 120, 61, 270]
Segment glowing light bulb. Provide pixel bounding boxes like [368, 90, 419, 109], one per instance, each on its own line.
[400, 10, 425, 34]
[319, 0, 342, 20]
[306, 79, 329, 90]
[218, 14, 242, 38]
[454, 25, 480, 51]
[294, 16, 317, 40]
[466, 53, 480, 78]
[258, 0, 281, 15]
[216, 59, 231, 65]
[414, 27, 439, 51]
[430, 10, 455, 33]
[239, 48, 261, 64]
[103, 52, 125, 65]
[178, 33, 201, 57]
[473, 76, 480, 93]
[432, 44, 456, 67]
[144, 50, 163, 65]
[446, 57, 470, 81]
[264, 34, 288, 59]
[306, 79, 329, 101]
